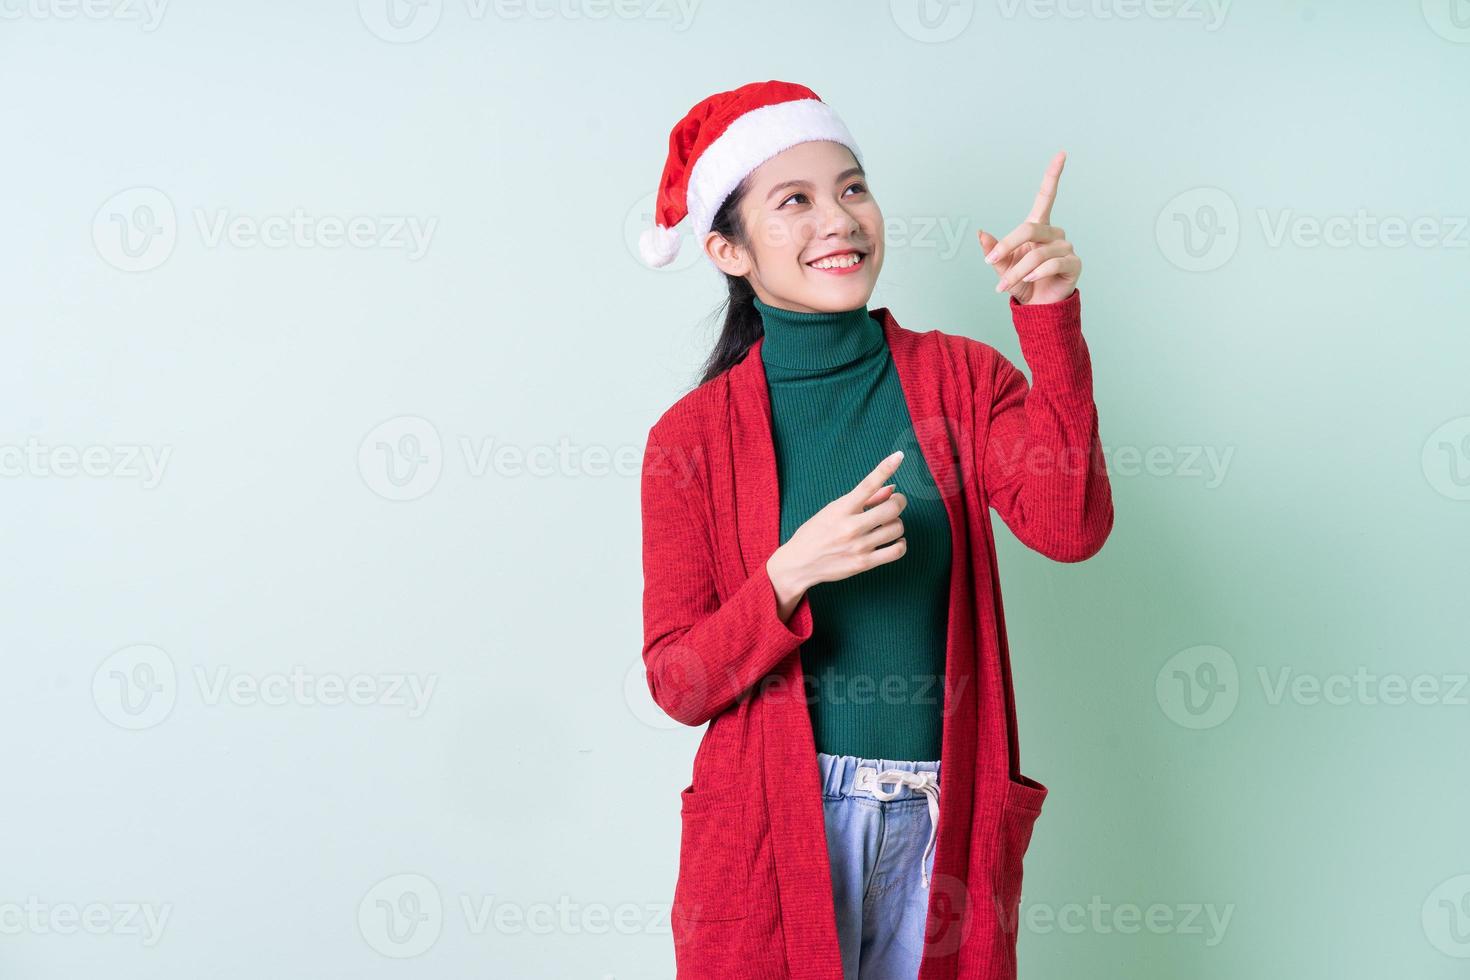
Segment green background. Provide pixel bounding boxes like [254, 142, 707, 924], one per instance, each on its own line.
[2, 1, 1466, 977]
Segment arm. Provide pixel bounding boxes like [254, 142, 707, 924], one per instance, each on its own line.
[980, 288, 1114, 562]
[640, 421, 814, 727]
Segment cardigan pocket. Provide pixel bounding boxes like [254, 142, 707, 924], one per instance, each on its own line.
[673, 782, 750, 922]
[994, 772, 1048, 941]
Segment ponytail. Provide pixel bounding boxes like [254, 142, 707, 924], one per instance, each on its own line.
[695, 174, 764, 387]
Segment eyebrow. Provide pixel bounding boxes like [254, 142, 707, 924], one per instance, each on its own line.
[764, 165, 867, 203]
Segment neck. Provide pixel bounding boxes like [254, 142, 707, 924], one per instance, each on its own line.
[753, 295, 883, 376]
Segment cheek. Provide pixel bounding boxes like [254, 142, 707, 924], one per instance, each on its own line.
[862, 210, 884, 248]
[754, 217, 809, 260]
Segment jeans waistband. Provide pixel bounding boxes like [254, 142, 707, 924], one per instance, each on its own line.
[816, 751, 941, 801]
[817, 751, 943, 888]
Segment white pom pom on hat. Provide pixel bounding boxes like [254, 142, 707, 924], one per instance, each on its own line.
[639, 79, 863, 270]
[638, 223, 682, 268]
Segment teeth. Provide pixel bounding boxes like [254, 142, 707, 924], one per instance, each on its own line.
[810, 252, 863, 269]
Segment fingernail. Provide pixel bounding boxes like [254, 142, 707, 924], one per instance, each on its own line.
[994, 281, 1005, 292]
[984, 252, 996, 264]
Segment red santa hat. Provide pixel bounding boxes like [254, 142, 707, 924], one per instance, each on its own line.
[639, 79, 864, 268]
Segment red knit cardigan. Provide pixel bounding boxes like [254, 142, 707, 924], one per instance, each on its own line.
[639, 288, 1112, 979]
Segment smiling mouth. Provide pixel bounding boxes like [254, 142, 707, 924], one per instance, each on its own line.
[806, 250, 867, 271]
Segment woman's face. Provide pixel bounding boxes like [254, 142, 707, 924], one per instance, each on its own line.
[704, 139, 884, 314]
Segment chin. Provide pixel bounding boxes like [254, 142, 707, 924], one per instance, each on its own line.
[804, 274, 873, 307]
[805, 268, 870, 290]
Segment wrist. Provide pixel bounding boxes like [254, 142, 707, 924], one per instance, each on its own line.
[766, 546, 808, 599]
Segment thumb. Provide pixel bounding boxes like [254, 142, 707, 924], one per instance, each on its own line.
[861, 483, 898, 509]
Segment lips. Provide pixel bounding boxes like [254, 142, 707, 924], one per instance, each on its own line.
[805, 248, 866, 266]
[806, 249, 868, 275]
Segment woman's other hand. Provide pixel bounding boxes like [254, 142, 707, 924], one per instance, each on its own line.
[766, 450, 909, 618]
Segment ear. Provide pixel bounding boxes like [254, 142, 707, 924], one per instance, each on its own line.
[703, 230, 751, 277]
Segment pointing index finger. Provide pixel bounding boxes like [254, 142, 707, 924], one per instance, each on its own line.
[850, 450, 904, 503]
[1027, 150, 1067, 225]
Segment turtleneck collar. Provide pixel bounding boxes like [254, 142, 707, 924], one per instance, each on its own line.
[753, 295, 885, 377]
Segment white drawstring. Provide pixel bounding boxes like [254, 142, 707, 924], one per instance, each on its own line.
[858, 768, 940, 888]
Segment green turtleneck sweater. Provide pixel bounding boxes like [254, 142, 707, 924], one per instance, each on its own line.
[754, 294, 952, 762]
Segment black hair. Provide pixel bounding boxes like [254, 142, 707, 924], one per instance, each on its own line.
[695, 173, 762, 387]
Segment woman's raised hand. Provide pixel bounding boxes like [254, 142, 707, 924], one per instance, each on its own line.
[766, 451, 909, 614]
[977, 150, 1082, 306]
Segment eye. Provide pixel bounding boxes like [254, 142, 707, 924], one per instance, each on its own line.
[778, 183, 866, 209]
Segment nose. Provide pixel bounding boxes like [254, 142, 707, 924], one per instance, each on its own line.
[814, 197, 860, 240]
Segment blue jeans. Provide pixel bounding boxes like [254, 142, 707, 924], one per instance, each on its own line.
[817, 751, 942, 980]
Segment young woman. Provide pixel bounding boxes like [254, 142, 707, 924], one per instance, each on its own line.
[638, 80, 1112, 980]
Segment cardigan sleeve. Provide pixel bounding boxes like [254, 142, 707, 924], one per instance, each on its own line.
[979, 288, 1114, 562]
[640, 419, 815, 727]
